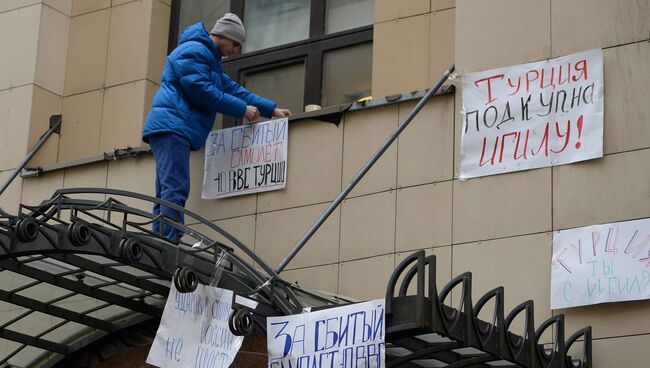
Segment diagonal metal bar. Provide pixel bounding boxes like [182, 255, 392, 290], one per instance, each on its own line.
[0, 328, 67, 354]
[0, 289, 113, 331]
[275, 65, 456, 273]
[0, 115, 62, 196]
[0, 258, 161, 317]
[48, 254, 169, 296]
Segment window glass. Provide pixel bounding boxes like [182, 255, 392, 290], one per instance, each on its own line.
[243, 0, 311, 52]
[178, 0, 230, 35]
[325, 0, 374, 34]
[244, 63, 306, 115]
[322, 43, 373, 106]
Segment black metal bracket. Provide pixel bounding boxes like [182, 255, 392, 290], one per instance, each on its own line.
[0, 115, 63, 197]
[104, 146, 152, 161]
[49, 115, 62, 134]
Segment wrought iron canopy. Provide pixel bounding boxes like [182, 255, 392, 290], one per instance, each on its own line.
[0, 188, 350, 367]
[0, 189, 591, 367]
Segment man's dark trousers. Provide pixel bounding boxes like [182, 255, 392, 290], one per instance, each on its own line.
[149, 133, 191, 240]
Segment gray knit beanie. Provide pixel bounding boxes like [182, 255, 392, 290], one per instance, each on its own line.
[210, 13, 246, 45]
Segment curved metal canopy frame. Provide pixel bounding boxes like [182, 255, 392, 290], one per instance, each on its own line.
[0, 188, 348, 368]
[0, 188, 592, 368]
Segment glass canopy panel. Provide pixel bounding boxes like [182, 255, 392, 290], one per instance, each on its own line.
[51, 295, 102, 313]
[0, 302, 17, 325]
[6, 345, 49, 368]
[385, 346, 413, 357]
[0, 339, 22, 364]
[15, 282, 72, 303]
[78, 254, 120, 265]
[4, 311, 58, 337]
[23, 258, 72, 275]
[411, 359, 448, 368]
[415, 333, 453, 344]
[86, 304, 136, 321]
[486, 360, 521, 366]
[452, 347, 490, 356]
[41, 321, 92, 344]
[112, 265, 159, 278]
[99, 283, 146, 299]
[4, 270, 39, 290]
[143, 294, 167, 307]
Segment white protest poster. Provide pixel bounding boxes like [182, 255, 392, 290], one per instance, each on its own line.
[267, 299, 385, 368]
[551, 218, 650, 309]
[202, 118, 288, 199]
[460, 49, 604, 179]
[146, 282, 250, 368]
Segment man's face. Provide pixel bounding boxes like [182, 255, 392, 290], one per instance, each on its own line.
[214, 36, 241, 57]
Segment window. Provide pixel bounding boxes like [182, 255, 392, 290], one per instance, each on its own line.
[322, 43, 372, 106]
[177, 0, 230, 34]
[243, 62, 306, 114]
[169, 0, 374, 126]
[325, 0, 374, 34]
[243, 0, 311, 52]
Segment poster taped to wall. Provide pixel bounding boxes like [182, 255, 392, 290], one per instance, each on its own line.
[551, 218, 650, 309]
[267, 299, 385, 368]
[146, 282, 253, 368]
[460, 49, 604, 179]
[202, 118, 288, 199]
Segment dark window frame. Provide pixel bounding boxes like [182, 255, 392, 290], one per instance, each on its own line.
[168, 0, 373, 126]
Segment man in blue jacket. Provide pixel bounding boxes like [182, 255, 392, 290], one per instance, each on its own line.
[143, 13, 291, 240]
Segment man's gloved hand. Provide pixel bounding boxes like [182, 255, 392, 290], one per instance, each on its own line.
[272, 108, 292, 118]
[244, 105, 260, 122]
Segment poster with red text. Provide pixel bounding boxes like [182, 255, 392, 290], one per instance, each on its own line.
[460, 49, 603, 179]
[202, 118, 288, 199]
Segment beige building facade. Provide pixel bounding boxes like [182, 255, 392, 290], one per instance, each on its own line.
[0, 0, 649, 366]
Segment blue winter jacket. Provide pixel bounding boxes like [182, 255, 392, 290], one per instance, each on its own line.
[142, 23, 276, 150]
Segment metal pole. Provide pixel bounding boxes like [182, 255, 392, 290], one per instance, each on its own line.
[276, 65, 455, 274]
[0, 115, 62, 197]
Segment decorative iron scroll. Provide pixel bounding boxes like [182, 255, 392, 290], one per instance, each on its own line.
[0, 188, 344, 367]
[384, 251, 592, 367]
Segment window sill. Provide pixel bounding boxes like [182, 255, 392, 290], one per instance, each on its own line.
[21, 85, 455, 178]
[289, 84, 455, 125]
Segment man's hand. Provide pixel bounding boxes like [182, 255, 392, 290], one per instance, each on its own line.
[244, 105, 260, 122]
[272, 108, 292, 118]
